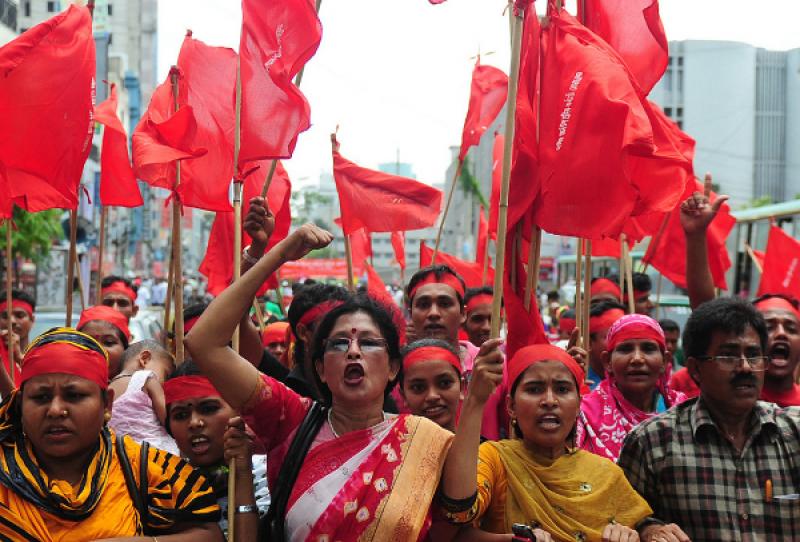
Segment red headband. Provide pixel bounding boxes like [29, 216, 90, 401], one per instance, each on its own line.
[163, 376, 222, 406]
[183, 315, 200, 334]
[409, 273, 465, 301]
[298, 300, 344, 328]
[0, 300, 33, 318]
[101, 281, 137, 303]
[22, 341, 109, 389]
[590, 278, 621, 300]
[589, 308, 625, 334]
[403, 346, 462, 374]
[466, 294, 493, 313]
[263, 322, 290, 346]
[78, 305, 131, 342]
[623, 289, 649, 302]
[508, 344, 584, 392]
[559, 317, 576, 334]
[605, 314, 666, 353]
[755, 297, 800, 321]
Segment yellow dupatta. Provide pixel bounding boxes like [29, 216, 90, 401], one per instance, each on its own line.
[492, 440, 651, 542]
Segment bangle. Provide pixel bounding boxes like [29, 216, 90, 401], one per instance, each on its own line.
[437, 490, 478, 514]
[242, 245, 260, 265]
[152, 537, 159, 542]
[235, 504, 258, 514]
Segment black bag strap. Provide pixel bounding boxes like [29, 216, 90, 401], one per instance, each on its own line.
[261, 402, 327, 541]
[116, 435, 151, 535]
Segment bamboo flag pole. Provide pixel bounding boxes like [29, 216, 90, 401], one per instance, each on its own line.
[95, 206, 107, 303]
[5, 222, 14, 385]
[618, 233, 627, 294]
[169, 68, 185, 366]
[582, 240, 592, 350]
[163, 243, 174, 337]
[74, 256, 86, 312]
[481, 238, 491, 286]
[490, 6, 524, 339]
[343, 234, 355, 293]
[432, 159, 465, 264]
[745, 243, 763, 273]
[524, 226, 542, 311]
[622, 238, 635, 313]
[654, 271, 664, 320]
[574, 239, 584, 345]
[253, 299, 266, 332]
[65, 209, 79, 327]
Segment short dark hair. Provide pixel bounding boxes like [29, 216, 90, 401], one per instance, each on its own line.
[287, 283, 351, 364]
[101, 275, 138, 294]
[120, 339, 173, 370]
[398, 338, 460, 387]
[309, 294, 401, 406]
[463, 286, 494, 308]
[658, 319, 680, 334]
[406, 265, 466, 307]
[683, 297, 768, 359]
[631, 272, 652, 294]
[547, 290, 560, 301]
[0, 289, 36, 312]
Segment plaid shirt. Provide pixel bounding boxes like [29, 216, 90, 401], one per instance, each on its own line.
[618, 398, 800, 541]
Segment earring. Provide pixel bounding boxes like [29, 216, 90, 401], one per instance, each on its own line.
[103, 411, 112, 423]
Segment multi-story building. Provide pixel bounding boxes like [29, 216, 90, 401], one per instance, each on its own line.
[0, 0, 16, 43]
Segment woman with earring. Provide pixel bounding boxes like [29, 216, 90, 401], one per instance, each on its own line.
[576, 314, 686, 462]
[440, 343, 651, 541]
[0, 328, 222, 541]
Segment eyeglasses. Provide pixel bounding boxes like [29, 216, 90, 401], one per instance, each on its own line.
[324, 337, 388, 354]
[697, 355, 769, 370]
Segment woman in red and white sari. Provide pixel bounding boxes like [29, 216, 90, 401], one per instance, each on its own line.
[186, 224, 453, 541]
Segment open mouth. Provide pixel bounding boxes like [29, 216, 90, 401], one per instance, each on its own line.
[44, 426, 71, 441]
[536, 414, 561, 430]
[344, 363, 365, 386]
[769, 343, 791, 366]
[423, 404, 448, 418]
[190, 435, 211, 454]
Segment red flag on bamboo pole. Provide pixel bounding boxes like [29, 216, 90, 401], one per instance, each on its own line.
[238, 0, 322, 164]
[757, 226, 800, 297]
[476, 206, 489, 265]
[365, 262, 406, 344]
[333, 147, 442, 235]
[578, 0, 668, 94]
[199, 162, 292, 296]
[0, 4, 95, 215]
[419, 241, 493, 288]
[348, 227, 372, 276]
[391, 231, 406, 270]
[488, 132, 504, 239]
[458, 61, 508, 161]
[94, 83, 143, 207]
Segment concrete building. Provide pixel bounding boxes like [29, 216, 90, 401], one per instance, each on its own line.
[649, 40, 800, 207]
[0, 0, 16, 43]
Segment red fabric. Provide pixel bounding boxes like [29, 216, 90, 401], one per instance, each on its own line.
[278, 259, 349, 281]
[754, 297, 800, 321]
[476, 206, 489, 266]
[0, 5, 95, 216]
[263, 322, 290, 346]
[752, 248, 766, 270]
[365, 263, 406, 345]
[533, 8, 688, 239]
[238, 0, 321, 163]
[183, 315, 200, 335]
[408, 269, 466, 300]
[391, 231, 406, 270]
[488, 132, 504, 240]
[348, 227, 371, 276]
[466, 294, 493, 313]
[458, 61, 508, 161]
[589, 308, 625, 334]
[605, 313, 666, 353]
[508, 344, 584, 391]
[591, 236, 635, 259]
[77, 305, 131, 342]
[760, 384, 800, 408]
[623, 289, 650, 303]
[163, 375, 221, 405]
[333, 150, 443, 235]
[559, 317, 576, 335]
[94, 83, 143, 207]
[198, 161, 292, 296]
[0, 300, 33, 318]
[418, 241, 494, 289]
[642, 178, 735, 290]
[403, 346, 461, 374]
[669, 367, 700, 399]
[503, 273, 549, 363]
[101, 280, 137, 302]
[298, 300, 344, 328]
[590, 278, 621, 300]
[757, 226, 800, 297]
[578, 0, 668, 95]
[22, 341, 108, 390]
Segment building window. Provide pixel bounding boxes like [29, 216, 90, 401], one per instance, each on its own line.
[20, 27, 28, 33]
[47, 1, 56, 13]
[107, 3, 113, 15]
[24, 1, 31, 17]
[108, 32, 112, 45]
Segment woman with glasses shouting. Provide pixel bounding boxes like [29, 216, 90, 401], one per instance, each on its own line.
[186, 224, 454, 542]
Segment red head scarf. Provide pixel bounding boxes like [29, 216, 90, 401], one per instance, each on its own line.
[590, 278, 621, 301]
[77, 305, 131, 343]
[466, 294, 493, 313]
[163, 376, 222, 406]
[508, 344, 585, 392]
[409, 272, 466, 302]
[755, 297, 800, 321]
[298, 300, 344, 328]
[605, 313, 666, 353]
[21, 328, 109, 389]
[100, 280, 137, 303]
[403, 346, 462, 374]
[589, 308, 625, 334]
[262, 322, 290, 346]
[0, 299, 33, 318]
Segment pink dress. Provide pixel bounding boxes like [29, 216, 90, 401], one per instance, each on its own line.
[109, 370, 180, 455]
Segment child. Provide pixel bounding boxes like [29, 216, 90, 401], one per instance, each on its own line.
[109, 339, 179, 455]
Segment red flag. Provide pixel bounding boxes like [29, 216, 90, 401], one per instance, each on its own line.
[278, 258, 349, 281]
[578, 0, 668, 94]
[94, 83, 143, 207]
[0, 5, 95, 215]
[532, 8, 688, 239]
[590, 236, 634, 259]
[365, 263, 406, 344]
[238, 0, 322, 164]
[504, 275, 549, 363]
[391, 231, 406, 270]
[333, 149, 442, 235]
[757, 226, 800, 297]
[476, 206, 489, 265]
[642, 179, 735, 290]
[348, 228, 371, 276]
[488, 132, 504, 239]
[199, 162, 292, 296]
[458, 61, 508, 161]
[752, 248, 766, 270]
[419, 241, 494, 288]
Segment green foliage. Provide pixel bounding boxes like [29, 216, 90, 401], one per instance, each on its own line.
[291, 190, 332, 226]
[740, 195, 773, 209]
[0, 208, 64, 264]
[458, 157, 488, 208]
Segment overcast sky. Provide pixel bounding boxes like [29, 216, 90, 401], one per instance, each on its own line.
[157, 0, 800, 190]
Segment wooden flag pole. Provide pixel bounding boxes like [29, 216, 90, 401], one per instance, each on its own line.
[95, 206, 107, 303]
[618, 233, 627, 294]
[274, 270, 286, 315]
[524, 226, 542, 311]
[574, 239, 584, 346]
[745, 243, 763, 273]
[432, 159, 464, 264]
[343, 234, 355, 292]
[5, 222, 14, 385]
[253, 299, 266, 332]
[163, 241, 174, 338]
[583, 240, 592, 350]
[654, 271, 664, 320]
[74, 256, 86, 312]
[169, 68, 185, 366]
[65, 209, 79, 327]
[623, 238, 635, 313]
[481, 237, 491, 286]
[490, 6, 524, 339]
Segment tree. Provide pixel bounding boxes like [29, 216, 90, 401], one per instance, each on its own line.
[458, 156, 488, 208]
[0, 208, 63, 264]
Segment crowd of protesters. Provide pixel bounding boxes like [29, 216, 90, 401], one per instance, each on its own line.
[0, 187, 795, 541]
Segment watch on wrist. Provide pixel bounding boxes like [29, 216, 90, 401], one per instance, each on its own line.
[242, 245, 259, 265]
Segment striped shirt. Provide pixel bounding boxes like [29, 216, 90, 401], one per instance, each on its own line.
[618, 398, 800, 541]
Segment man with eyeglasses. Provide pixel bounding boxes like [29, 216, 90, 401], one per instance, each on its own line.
[618, 297, 800, 541]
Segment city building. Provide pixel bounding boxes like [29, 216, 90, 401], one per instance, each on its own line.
[0, 0, 16, 43]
